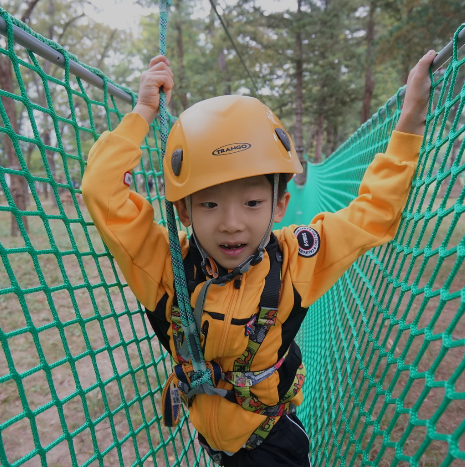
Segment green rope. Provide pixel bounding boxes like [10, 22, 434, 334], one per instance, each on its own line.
[157, 0, 210, 385]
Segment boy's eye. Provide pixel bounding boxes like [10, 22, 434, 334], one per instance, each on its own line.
[245, 200, 261, 207]
[202, 202, 217, 209]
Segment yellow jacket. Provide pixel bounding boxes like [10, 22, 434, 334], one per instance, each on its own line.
[82, 112, 422, 453]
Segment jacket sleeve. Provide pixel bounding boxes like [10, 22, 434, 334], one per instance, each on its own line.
[283, 130, 423, 308]
[82, 112, 186, 311]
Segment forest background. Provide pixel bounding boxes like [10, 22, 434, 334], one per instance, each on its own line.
[1, 2, 465, 465]
[0, 0, 463, 196]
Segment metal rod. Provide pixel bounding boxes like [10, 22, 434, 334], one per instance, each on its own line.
[371, 27, 465, 124]
[1, 12, 463, 118]
[0, 16, 134, 104]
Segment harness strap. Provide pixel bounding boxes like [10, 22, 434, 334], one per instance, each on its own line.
[224, 348, 288, 387]
[183, 251, 196, 293]
[193, 279, 216, 337]
[175, 252, 208, 362]
[162, 360, 226, 427]
[164, 349, 302, 420]
[233, 363, 306, 416]
[229, 248, 296, 450]
[164, 241, 306, 451]
[161, 372, 183, 427]
[233, 250, 281, 374]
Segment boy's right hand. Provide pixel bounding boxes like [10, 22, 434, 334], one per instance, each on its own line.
[133, 55, 174, 125]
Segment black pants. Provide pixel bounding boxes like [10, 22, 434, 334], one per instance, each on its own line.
[199, 413, 311, 467]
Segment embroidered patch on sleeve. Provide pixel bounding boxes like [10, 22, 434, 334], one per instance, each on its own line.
[294, 226, 320, 257]
[123, 172, 133, 186]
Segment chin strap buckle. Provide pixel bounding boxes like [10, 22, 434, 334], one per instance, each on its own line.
[250, 250, 264, 267]
[202, 257, 219, 279]
[202, 253, 258, 285]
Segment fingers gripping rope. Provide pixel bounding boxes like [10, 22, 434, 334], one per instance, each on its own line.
[158, 0, 211, 387]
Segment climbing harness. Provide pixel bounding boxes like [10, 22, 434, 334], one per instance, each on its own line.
[161, 239, 306, 455]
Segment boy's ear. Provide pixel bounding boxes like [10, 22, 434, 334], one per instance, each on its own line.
[273, 191, 291, 224]
[173, 199, 191, 227]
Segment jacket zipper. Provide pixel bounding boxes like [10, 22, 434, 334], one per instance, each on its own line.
[218, 278, 241, 357]
[209, 277, 241, 449]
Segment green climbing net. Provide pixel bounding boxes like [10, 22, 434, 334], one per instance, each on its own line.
[0, 6, 464, 467]
[284, 26, 465, 467]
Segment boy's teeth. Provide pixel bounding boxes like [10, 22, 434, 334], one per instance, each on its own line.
[222, 244, 244, 249]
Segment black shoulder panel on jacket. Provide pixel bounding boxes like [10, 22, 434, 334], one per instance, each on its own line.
[145, 292, 171, 355]
[276, 286, 308, 400]
[278, 286, 308, 359]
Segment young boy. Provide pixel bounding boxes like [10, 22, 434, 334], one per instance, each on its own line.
[82, 51, 435, 466]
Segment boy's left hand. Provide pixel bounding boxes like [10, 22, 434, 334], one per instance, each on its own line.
[396, 50, 436, 136]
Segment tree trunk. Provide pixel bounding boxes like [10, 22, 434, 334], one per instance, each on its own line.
[401, 56, 410, 86]
[21, 0, 42, 23]
[293, 0, 306, 185]
[307, 127, 315, 161]
[36, 0, 58, 207]
[331, 123, 338, 154]
[0, 0, 42, 235]
[326, 120, 337, 157]
[400, 3, 414, 86]
[174, 0, 189, 110]
[0, 56, 29, 236]
[170, 95, 176, 115]
[96, 29, 117, 71]
[439, 73, 465, 198]
[42, 129, 58, 206]
[218, 49, 232, 95]
[361, 0, 376, 124]
[0, 0, 40, 237]
[314, 113, 324, 163]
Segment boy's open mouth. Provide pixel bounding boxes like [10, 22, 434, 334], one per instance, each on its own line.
[220, 243, 246, 249]
[219, 243, 247, 256]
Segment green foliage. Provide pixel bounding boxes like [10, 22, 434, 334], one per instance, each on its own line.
[377, 0, 465, 82]
[2, 0, 460, 163]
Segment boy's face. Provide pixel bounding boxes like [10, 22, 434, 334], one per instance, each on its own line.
[175, 175, 290, 270]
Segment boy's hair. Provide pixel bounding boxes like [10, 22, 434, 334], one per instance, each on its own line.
[177, 174, 289, 208]
[265, 173, 289, 200]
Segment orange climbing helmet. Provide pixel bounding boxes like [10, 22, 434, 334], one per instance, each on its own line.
[163, 95, 303, 201]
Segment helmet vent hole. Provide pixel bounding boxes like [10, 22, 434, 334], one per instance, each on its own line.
[171, 149, 183, 176]
[275, 128, 291, 151]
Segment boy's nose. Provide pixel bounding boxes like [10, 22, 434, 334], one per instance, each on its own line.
[218, 208, 246, 233]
